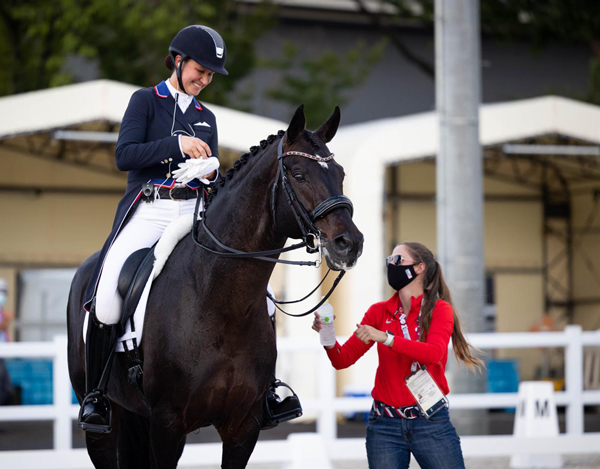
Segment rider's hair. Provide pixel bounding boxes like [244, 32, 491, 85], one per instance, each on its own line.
[402, 242, 484, 372]
[165, 55, 175, 71]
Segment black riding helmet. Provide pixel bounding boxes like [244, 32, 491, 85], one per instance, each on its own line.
[169, 25, 228, 94]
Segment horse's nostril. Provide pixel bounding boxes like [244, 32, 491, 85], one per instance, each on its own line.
[333, 234, 352, 253]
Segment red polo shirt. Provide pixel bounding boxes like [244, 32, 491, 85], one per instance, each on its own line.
[325, 293, 454, 408]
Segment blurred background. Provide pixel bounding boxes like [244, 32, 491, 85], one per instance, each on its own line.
[0, 0, 599, 467]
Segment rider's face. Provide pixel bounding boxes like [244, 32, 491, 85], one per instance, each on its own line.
[175, 58, 214, 96]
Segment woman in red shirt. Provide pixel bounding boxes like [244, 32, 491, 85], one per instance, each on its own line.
[313, 242, 483, 469]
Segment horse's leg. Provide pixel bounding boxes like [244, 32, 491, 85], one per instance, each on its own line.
[216, 414, 262, 469]
[148, 422, 186, 469]
[115, 408, 152, 468]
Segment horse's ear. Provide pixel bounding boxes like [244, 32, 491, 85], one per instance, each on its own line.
[286, 104, 306, 143]
[315, 106, 341, 144]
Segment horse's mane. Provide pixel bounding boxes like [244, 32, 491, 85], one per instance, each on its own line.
[205, 127, 322, 209]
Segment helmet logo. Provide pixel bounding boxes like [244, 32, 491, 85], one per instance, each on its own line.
[198, 26, 225, 60]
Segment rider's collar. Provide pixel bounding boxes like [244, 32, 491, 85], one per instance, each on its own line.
[165, 79, 194, 113]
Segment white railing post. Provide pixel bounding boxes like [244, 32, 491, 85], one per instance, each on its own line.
[316, 349, 336, 440]
[53, 335, 72, 450]
[564, 325, 584, 435]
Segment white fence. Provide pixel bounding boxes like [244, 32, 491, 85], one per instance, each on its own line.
[0, 326, 599, 468]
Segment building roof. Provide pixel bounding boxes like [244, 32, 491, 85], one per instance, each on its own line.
[0, 79, 286, 153]
[332, 95, 600, 165]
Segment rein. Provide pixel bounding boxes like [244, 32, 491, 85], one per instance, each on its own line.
[191, 135, 353, 317]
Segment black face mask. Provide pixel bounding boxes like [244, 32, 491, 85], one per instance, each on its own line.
[387, 263, 418, 291]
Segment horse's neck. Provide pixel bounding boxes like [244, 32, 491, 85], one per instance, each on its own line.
[184, 148, 284, 312]
[205, 149, 283, 256]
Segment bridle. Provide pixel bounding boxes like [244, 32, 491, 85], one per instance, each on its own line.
[191, 135, 354, 316]
[271, 138, 354, 254]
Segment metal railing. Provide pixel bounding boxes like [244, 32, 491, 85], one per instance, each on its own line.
[0, 326, 599, 468]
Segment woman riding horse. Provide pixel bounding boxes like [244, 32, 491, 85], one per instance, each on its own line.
[77, 25, 298, 433]
[68, 104, 363, 468]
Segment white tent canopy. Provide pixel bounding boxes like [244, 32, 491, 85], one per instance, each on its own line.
[2, 81, 596, 159]
[0, 79, 287, 153]
[332, 95, 600, 166]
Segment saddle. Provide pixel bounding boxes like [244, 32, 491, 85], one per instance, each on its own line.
[117, 246, 156, 337]
[111, 246, 157, 399]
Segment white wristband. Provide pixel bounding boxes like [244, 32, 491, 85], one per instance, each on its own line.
[383, 332, 394, 347]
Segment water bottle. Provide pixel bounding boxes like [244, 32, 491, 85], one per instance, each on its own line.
[318, 301, 336, 346]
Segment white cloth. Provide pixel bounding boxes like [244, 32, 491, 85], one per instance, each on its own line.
[172, 157, 220, 184]
[267, 284, 276, 318]
[165, 79, 193, 113]
[95, 198, 197, 325]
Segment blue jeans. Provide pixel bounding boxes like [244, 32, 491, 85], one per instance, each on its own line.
[365, 406, 465, 469]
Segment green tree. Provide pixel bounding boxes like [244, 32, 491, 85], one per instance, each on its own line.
[355, 0, 600, 104]
[0, 0, 276, 107]
[477, 0, 600, 104]
[263, 40, 386, 129]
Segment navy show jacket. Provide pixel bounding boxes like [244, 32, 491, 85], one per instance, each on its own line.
[83, 81, 219, 312]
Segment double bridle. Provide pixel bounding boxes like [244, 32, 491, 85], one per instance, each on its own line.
[191, 135, 354, 316]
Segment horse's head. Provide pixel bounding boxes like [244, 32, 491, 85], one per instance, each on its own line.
[273, 105, 364, 270]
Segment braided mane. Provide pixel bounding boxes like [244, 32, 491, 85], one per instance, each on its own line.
[205, 129, 286, 208]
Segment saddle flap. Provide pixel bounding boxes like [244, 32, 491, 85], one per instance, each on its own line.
[118, 248, 153, 299]
[118, 247, 156, 333]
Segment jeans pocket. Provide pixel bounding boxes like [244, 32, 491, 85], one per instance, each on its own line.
[424, 407, 450, 424]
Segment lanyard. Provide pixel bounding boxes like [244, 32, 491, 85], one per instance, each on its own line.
[395, 298, 423, 372]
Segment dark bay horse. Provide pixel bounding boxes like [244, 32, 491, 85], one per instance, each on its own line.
[67, 105, 363, 468]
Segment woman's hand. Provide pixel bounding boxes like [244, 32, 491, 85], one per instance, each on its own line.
[202, 170, 217, 181]
[312, 312, 337, 332]
[354, 324, 387, 345]
[312, 313, 336, 350]
[0, 310, 14, 331]
[180, 136, 212, 159]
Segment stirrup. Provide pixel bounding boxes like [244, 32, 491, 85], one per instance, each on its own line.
[78, 390, 113, 433]
[262, 380, 303, 430]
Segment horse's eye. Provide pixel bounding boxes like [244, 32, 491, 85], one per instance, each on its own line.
[293, 172, 305, 182]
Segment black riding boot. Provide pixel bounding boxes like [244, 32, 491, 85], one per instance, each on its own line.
[262, 378, 303, 429]
[78, 310, 116, 433]
[262, 314, 303, 429]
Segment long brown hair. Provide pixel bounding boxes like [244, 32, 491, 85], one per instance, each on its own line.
[402, 242, 484, 372]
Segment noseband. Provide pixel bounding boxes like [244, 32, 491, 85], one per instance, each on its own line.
[191, 135, 355, 316]
[271, 138, 354, 253]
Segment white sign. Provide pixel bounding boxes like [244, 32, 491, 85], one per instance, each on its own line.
[510, 381, 563, 468]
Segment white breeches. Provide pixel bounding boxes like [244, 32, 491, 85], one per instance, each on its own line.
[95, 199, 197, 325]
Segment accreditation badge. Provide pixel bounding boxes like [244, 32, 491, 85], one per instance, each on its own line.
[405, 365, 449, 419]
